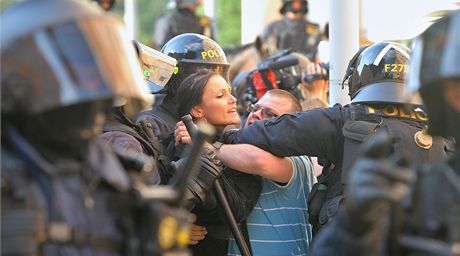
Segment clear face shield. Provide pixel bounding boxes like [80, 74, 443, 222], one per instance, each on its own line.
[1, 13, 149, 119]
[134, 41, 177, 89]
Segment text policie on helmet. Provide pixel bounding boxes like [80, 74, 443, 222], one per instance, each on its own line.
[136, 33, 230, 137]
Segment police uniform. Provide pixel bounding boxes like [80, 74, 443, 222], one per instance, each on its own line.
[311, 11, 460, 255]
[1, 140, 130, 255]
[309, 150, 460, 255]
[1, 0, 190, 255]
[97, 107, 170, 185]
[154, 9, 214, 49]
[262, 17, 321, 60]
[224, 42, 450, 233]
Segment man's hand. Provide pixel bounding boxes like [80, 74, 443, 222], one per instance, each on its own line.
[301, 63, 329, 102]
[174, 121, 192, 145]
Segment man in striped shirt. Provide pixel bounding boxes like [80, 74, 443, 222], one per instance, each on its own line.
[213, 89, 317, 255]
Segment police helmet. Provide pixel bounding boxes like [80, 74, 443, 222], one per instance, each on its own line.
[343, 42, 418, 105]
[161, 33, 230, 94]
[133, 40, 177, 94]
[1, 0, 147, 143]
[407, 10, 460, 137]
[280, 0, 308, 15]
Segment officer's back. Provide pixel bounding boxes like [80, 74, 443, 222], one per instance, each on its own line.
[224, 42, 450, 234]
[154, 0, 214, 48]
[262, 0, 321, 60]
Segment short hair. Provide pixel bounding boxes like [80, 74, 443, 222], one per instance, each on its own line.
[265, 89, 302, 112]
[176, 69, 219, 117]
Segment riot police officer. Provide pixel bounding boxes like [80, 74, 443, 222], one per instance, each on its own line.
[153, 0, 214, 49]
[262, 0, 321, 60]
[0, 0, 189, 255]
[311, 10, 460, 255]
[97, 41, 178, 185]
[224, 42, 450, 234]
[136, 33, 230, 138]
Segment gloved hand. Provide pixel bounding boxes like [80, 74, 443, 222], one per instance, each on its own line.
[182, 155, 223, 211]
[344, 131, 416, 236]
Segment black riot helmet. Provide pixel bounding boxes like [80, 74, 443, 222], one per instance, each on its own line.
[280, 0, 308, 15]
[407, 10, 460, 139]
[343, 42, 419, 105]
[161, 33, 230, 95]
[1, 0, 147, 155]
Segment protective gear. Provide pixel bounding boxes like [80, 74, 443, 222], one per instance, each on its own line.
[182, 155, 223, 210]
[408, 10, 460, 138]
[262, 16, 320, 60]
[161, 33, 230, 84]
[1, 1, 191, 255]
[345, 132, 415, 234]
[311, 11, 460, 256]
[1, 0, 148, 122]
[153, 10, 214, 49]
[343, 42, 419, 105]
[225, 101, 450, 234]
[280, 0, 309, 14]
[133, 40, 177, 90]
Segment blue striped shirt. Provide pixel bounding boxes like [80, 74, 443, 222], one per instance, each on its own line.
[228, 156, 316, 256]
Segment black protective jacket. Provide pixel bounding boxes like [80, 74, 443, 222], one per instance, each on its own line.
[310, 151, 460, 256]
[224, 103, 450, 232]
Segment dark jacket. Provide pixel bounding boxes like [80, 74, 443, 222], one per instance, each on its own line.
[225, 103, 450, 233]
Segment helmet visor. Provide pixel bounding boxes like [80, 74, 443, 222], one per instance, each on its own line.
[1, 14, 148, 116]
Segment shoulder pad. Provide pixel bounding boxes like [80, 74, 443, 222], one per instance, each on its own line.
[306, 23, 320, 34]
[199, 16, 212, 26]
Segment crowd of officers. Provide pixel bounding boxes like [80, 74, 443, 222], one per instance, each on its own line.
[1, 0, 459, 255]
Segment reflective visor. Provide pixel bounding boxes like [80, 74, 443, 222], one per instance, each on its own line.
[1, 14, 147, 115]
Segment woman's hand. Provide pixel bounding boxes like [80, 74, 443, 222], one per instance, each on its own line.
[175, 121, 192, 145]
[188, 224, 207, 245]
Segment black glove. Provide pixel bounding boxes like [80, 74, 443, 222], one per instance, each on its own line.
[182, 155, 223, 211]
[344, 131, 416, 237]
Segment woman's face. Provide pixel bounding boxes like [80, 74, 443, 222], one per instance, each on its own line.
[191, 75, 240, 132]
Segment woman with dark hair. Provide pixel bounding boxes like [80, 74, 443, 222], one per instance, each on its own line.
[176, 69, 240, 134]
[174, 69, 262, 256]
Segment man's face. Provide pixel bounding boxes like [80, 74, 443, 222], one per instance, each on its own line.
[245, 94, 294, 127]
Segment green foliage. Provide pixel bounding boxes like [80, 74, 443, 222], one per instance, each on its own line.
[215, 0, 241, 47]
[129, 0, 242, 48]
[136, 0, 169, 47]
[1, 0, 241, 48]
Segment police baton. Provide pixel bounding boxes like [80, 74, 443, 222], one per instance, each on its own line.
[181, 115, 252, 256]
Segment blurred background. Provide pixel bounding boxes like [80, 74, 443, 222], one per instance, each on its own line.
[2, 0, 458, 48]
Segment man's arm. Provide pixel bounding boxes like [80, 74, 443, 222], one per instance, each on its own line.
[215, 143, 293, 183]
[225, 107, 344, 161]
